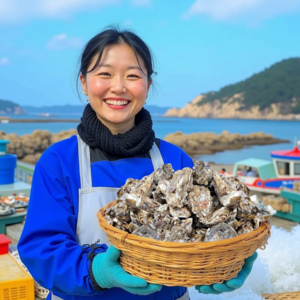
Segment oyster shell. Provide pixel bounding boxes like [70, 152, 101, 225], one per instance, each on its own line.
[199, 207, 231, 226]
[117, 178, 140, 198]
[187, 185, 214, 217]
[133, 175, 156, 197]
[211, 172, 234, 199]
[166, 168, 193, 208]
[153, 163, 174, 184]
[169, 206, 192, 218]
[192, 160, 214, 186]
[226, 176, 250, 196]
[237, 221, 254, 235]
[220, 190, 245, 208]
[204, 223, 237, 242]
[250, 195, 264, 211]
[132, 225, 159, 240]
[257, 205, 277, 221]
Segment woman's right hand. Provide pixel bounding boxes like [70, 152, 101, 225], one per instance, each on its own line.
[92, 246, 162, 295]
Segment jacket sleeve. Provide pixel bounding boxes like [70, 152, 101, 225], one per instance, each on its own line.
[17, 161, 105, 297]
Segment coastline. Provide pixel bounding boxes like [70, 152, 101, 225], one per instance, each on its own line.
[0, 118, 80, 123]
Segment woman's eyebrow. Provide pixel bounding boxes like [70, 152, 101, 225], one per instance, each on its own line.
[98, 63, 141, 70]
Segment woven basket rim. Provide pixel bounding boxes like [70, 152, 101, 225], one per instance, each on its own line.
[97, 199, 271, 250]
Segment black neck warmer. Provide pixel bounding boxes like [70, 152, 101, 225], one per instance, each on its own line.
[77, 104, 155, 156]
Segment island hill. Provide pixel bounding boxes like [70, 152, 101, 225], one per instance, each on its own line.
[165, 57, 300, 120]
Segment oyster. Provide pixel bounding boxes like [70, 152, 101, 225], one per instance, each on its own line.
[237, 197, 258, 219]
[192, 160, 214, 186]
[211, 172, 234, 199]
[257, 205, 277, 221]
[220, 190, 245, 208]
[199, 207, 231, 226]
[132, 225, 159, 240]
[133, 175, 156, 197]
[117, 178, 140, 198]
[189, 228, 207, 243]
[204, 223, 237, 242]
[226, 176, 250, 196]
[169, 206, 192, 218]
[187, 185, 214, 217]
[250, 195, 264, 211]
[166, 168, 193, 208]
[237, 221, 254, 235]
[153, 163, 174, 184]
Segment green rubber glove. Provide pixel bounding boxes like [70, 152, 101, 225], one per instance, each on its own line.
[195, 252, 258, 294]
[92, 245, 162, 295]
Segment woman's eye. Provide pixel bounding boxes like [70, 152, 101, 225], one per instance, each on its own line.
[99, 72, 110, 76]
[128, 74, 140, 78]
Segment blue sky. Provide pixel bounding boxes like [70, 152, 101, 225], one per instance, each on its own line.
[0, 0, 300, 108]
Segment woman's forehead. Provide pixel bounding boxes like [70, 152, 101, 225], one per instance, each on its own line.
[93, 43, 146, 70]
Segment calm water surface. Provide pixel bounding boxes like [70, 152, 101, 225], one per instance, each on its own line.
[1, 114, 299, 164]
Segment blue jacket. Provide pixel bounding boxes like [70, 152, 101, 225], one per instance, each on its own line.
[18, 136, 194, 300]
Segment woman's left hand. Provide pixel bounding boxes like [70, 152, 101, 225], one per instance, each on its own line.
[195, 252, 258, 294]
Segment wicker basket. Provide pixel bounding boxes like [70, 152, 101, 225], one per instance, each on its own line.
[97, 200, 271, 287]
[262, 291, 300, 299]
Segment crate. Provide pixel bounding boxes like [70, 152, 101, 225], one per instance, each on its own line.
[0, 254, 34, 300]
[276, 189, 300, 223]
[10, 251, 49, 299]
[0, 234, 11, 254]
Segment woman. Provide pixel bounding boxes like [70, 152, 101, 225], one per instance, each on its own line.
[18, 27, 256, 300]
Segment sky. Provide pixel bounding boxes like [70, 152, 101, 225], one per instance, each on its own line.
[0, 0, 300, 108]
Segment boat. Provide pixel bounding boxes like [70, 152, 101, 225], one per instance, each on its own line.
[232, 141, 300, 194]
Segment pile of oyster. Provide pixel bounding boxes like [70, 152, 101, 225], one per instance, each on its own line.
[104, 161, 276, 243]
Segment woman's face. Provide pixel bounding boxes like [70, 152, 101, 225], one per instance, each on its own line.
[80, 43, 151, 134]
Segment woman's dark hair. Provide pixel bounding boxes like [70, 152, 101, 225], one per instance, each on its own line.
[77, 26, 156, 96]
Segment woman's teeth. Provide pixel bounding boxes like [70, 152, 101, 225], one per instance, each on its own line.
[105, 100, 129, 106]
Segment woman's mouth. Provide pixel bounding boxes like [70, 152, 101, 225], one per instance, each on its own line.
[104, 99, 131, 110]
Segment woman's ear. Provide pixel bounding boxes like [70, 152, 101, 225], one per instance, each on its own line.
[147, 79, 152, 93]
[79, 73, 87, 95]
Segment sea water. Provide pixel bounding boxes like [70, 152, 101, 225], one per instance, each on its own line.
[0, 115, 299, 164]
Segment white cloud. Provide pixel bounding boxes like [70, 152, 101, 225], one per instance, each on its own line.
[0, 0, 153, 24]
[183, 0, 300, 24]
[46, 34, 83, 50]
[0, 57, 9, 65]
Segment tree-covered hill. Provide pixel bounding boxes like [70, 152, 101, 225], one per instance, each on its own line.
[0, 99, 25, 114]
[198, 58, 300, 113]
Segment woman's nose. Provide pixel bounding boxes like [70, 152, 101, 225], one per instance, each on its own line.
[111, 77, 126, 94]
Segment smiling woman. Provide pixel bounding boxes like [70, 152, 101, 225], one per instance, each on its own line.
[80, 43, 151, 134]
[17, 26, 254, 300]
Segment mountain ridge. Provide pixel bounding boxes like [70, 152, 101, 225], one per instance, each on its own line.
[165, 57, 300, 120]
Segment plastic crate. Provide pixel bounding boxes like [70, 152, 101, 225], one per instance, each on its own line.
[0, 253, 34, 300]
[10, 251, 49, 299]
[0, 234, 11, 254]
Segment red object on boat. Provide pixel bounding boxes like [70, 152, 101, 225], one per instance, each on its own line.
[271, 146, 300, 159]
[0, 234, 11, 254]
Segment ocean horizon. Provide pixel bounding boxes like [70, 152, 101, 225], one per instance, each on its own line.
[1, 114, 299, 164]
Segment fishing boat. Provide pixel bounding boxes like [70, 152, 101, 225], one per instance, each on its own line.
[232, 141, 300, 194]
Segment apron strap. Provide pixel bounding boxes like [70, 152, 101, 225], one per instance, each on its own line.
[149, 142, 164, 170]
[77, 135, 92, 190]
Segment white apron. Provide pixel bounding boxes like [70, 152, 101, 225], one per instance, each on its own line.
[76, 135, 164, 246]
[73, 136, 189, 300]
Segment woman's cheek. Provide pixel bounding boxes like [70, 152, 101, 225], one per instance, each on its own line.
[130, 81, 148, 98]
[89, 77, 108, 95]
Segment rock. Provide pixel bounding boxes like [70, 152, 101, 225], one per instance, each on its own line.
[3, 129, 78, 164]
[164, 131, 288, 156]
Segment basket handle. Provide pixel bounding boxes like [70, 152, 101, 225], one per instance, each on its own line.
[121, 232, 129, 245]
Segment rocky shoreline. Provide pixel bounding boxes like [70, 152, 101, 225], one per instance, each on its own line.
[164, 130, 289, 155]
[0, 129, 289, 164]
[0, 129, 77, 164]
